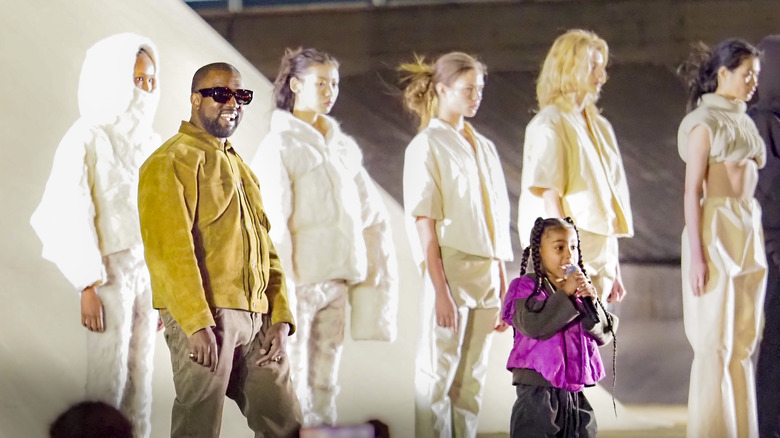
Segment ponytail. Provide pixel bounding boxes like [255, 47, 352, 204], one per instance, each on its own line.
[398, 55, 437, 131]
[398, 52, 486, 131]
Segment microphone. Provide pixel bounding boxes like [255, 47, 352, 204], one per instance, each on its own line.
[565, 265, 600, 324]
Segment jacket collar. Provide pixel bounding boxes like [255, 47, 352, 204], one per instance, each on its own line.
[269, 109, 341, 151]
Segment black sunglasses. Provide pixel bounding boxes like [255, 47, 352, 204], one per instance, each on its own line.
[197, 87, 253, 105]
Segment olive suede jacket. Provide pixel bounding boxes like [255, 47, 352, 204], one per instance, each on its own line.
[138, 122, 294, 336]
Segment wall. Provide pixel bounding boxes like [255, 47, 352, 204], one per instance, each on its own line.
[200, 0, 780, 76]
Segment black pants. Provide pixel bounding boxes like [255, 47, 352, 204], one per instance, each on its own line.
[758, 240, 780, 438]
[510, 385, 597, 438]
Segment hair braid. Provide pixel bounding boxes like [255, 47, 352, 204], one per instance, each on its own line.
[564, 215, 618, 416]
[525, 218, 547, 313]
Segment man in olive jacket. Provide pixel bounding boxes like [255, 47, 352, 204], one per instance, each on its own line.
[138, 62, 301, 438]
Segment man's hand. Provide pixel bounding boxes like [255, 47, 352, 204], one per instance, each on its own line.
[81, 285, 104, 332]
[188, 327, 218, 372]
[257, 322, 290, 367]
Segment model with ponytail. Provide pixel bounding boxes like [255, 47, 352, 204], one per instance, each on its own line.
[400, 52, 513, 438]
[677, 38, 766, 438]
[251, 47, 398, 427]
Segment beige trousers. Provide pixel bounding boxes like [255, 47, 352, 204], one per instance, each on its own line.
[288, 280, 348, 426]
[161, 309, 302, 438]
[577, 230, 619, 302]
[415, 248, 501, 438]
[682, 197, 767, 438]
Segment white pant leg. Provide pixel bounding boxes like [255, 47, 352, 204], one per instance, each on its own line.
[289, 281, 348, 426]
[121, 258, 156, 438]
[85, 249, 156, 438]
[450, 307, 499, 438]
[683, 198, 766, 438]
[416, 249, 501, 438]
[578, 230, 618, 303]
[308, 282, 348, 425]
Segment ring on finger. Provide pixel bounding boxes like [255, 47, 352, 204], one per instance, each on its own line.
[189, 353, 196, 359]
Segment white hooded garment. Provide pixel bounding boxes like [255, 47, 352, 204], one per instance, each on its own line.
[31, 33, 161, 292]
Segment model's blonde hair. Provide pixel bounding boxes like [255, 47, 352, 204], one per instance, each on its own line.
[399, 52, 486, 131]
[536, 29, 608, 112]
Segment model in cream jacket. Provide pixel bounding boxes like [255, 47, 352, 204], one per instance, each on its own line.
[30, 33, 160, 438]
[252, 108, 398, 425]
[518, 104, 633, 301]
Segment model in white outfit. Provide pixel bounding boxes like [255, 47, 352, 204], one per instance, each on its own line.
[30, 33, 160, 438]
[399, 52, 513, 438]
[253, 48, 398, 426]
[517, 30, 633, 304]
[678, 39, 766, 438]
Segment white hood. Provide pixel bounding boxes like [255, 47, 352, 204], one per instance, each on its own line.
[78, 32, 160, 125]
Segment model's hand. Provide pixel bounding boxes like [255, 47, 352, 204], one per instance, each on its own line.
[156, 312, 164, 332]
[81, 286, 104, 333]
[257, 322, 290, 367]
[435, 290, 459, 334]
[188, 327, 218, 372]
[689, 257, 709, 297]
[493, 313, 509, 333]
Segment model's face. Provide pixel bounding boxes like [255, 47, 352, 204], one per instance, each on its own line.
[192, 70, 244, 140]
[718, 56, 760, 102]
[438, 68, 484, 119]
[133, 52, 156, 93]
[539, 227, 579, 284]
[586, 48, 606, 97]
[291, 63, 340, 115]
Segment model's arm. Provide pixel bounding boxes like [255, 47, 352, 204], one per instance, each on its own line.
[540, 189, 565, 218]
[416, 217, 458, 334]
[494, 260, 509, 332]
[683, 124, 711, 296]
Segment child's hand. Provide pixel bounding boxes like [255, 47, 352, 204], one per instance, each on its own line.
[576, 281, 598, 301]
[560, 267, 587, 296]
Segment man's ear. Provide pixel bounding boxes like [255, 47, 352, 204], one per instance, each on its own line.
[191, 92, 201, 110]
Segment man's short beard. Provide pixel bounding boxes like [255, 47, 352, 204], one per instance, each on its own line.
[201, 112, 239, 139]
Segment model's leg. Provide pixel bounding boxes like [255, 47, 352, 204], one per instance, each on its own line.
[450, 306, 498, 438]
[288, 283, 326, 426]
[120, 258, 157, 438]
[730, 204, 766, 438]
[415, 268, 469, 438]
[683, 199, 741, 438]
[162, 309, 239, 438]
[231, 312, 302, 438]
[757, 242, 780, 438]
[307, 281, 348, 425]
[578, 231, 617, 303]
[86, 252, 132, 409]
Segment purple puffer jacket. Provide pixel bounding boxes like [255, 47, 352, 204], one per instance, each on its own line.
[502, 275, 605, 392]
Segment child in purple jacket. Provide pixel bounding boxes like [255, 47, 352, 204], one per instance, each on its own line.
[502, 217, 618, 437]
